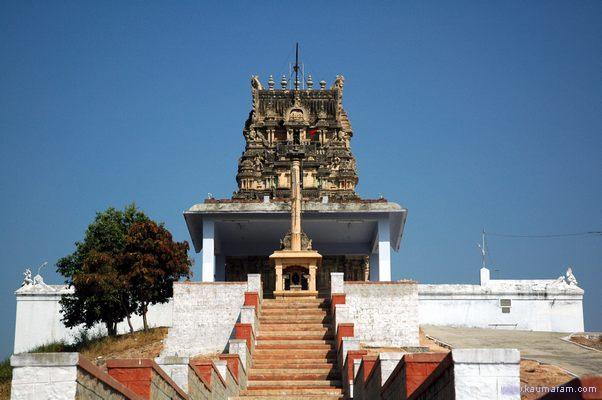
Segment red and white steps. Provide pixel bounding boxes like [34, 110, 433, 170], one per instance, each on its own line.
[234, 297, 344, 400]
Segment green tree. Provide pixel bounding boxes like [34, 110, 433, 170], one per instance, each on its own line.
[57, 204, 149, 335]
[121, 220, 192, 330]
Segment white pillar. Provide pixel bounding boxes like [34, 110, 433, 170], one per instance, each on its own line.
[377, 217, 391, 281]
[480, 267, 490, 286]
[202, 219, 215, 282]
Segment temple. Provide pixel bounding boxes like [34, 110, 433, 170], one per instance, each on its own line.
[10, 63, 590, 400]
[184, 73, 407, 294]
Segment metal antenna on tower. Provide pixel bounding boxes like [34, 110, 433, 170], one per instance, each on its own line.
[477, 229, 487, 268]
[294, 42, 300, 90]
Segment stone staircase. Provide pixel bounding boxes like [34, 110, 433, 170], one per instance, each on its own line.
[234, 297, 343, 400]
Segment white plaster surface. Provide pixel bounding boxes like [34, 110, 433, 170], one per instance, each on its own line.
[378, 352, 405, 385]
[161, 282, 247, 357]
[344, 282, 420, 347]
[247, 274, 262, 296]
[239, 306, 258, 335]
[330, 272, 344, 294]
[338, 337, 360, 368]
[452, 348, 521, 400]
[334, 304, 352, 329]
[10, 353, 78, 400]
[213, 360, 228, 382]
[155, 356, 190, 394]
[377, 217, 391, 281]
[228, 339, 249, 372]
[202, 218, 215, 282]
[419, 279, 584, 332]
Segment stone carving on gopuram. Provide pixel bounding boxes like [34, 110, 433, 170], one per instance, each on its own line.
[233, 74, 359, 201]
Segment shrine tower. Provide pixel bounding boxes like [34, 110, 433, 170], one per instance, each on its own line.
[184, 65, 407, 295]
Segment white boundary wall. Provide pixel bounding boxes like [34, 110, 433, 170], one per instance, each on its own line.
[13, 283, 173, 354]
[13, 269, 584, 353]
[419, 272, 584, 332]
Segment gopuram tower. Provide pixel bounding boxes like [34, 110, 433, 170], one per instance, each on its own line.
[184, 58, 407, 295]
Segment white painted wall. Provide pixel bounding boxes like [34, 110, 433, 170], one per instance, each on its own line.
[10, 353, 78, 400]
[160, 281, 248, 357]
[12, 270, 585, 355]
[13, 283, 173, 354]
[344, 281, 420, 347]
[419, 278, 584, 332]
[452, 348, 521, 400]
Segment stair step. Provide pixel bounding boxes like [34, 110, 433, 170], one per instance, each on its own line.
[254, 348, 336, 355]
[251, 362, 337, 369]
[247, 380, 342, 388]
[239, 388, 343, 396]
[256, 343, 334, 350]
[253, 352, 337, 364]
[260, 322, 330, 328]
[256, 339, 334, 345]
[249, 372, 340, 380]
[259, 316, 332, 323]
[262, 299, 329, 304]
[261, 307, 328, 315]
[233, 396, 343, 400]
[258, 333, 334, 340]
[241, 298, 340, 399]
[250, 368, 339, 374]
[261, 304, 330, 310]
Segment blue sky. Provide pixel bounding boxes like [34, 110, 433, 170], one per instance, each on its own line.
[1, 1, 600, 359]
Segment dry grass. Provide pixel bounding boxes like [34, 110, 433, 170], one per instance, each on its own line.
[78, 327, 167, 366]
[419, 328, 450, 353]
[570, 335, 602, 351]
[0, 358, 11, 400]
[520, 359, 573, 400]
[0, 327, 168, 400]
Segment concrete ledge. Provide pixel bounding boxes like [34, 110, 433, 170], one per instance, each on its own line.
[452, 348, 520, 364]
[155, 356, 190, 365]
[188, 200, 404, 213]
[11, 352, 79, 367]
